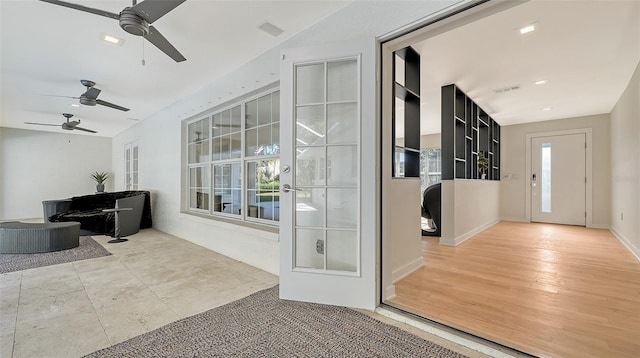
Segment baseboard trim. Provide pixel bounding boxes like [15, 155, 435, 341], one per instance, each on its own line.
[391, 257, 424, 284]
[500, 217, 528, 223]
[441, 219, 500, 246]
[610, 227, 640, 262]
[385, 285, 396, 301]
[587, 224, 610, 230]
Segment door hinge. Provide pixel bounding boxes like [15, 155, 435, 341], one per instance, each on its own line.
[585, 211, 587, 218]
[585, 177, 587, 183]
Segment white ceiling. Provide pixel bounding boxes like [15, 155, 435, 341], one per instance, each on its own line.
[2, 1, 638, 138]
[415, 0, 640, 135]
[0, 0, 350, 137]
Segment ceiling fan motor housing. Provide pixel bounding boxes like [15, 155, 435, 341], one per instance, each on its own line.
[119, 8, 149, 36]
[80, 97, 97, 106]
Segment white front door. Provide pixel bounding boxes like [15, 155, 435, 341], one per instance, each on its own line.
[279, 39, 377, 309]
[531, 134, 586, 225]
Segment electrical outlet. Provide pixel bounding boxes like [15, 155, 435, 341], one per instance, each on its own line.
[316, 239, 324, 254]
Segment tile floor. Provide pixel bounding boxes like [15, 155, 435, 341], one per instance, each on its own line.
[1, 229, 491, 358]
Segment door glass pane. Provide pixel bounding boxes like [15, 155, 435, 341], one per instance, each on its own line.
[293, 59, 359, 275]
[296, 64, 324, 105]
[295, 188, 325, 227]
[541, 143, 551, 213]
[327, 60, 357, 102]
[295, 229, 324, 269]
[327, 103, 357, 144]
[326, 230, 357, 272]
[327, 146, 357, 186]
[326, 188, 357, 229]
[296, 105, 325, 145]
[296, 147, 325, 186]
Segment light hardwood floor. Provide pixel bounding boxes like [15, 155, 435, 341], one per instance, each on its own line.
[387, 221, 640, 358]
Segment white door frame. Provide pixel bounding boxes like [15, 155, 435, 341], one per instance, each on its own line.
[525, 128, 595, 227]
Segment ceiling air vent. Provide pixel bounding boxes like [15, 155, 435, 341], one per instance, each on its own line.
[258, 22, 284, 37]
[494, 85, 520, 94]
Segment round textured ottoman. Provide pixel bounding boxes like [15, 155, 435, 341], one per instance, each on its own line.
[0, 222, 81, 254]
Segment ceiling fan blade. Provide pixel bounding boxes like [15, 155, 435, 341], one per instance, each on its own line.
[24, 122, 61, 127]
[38, 0, 120, 20]
[83, 87, 101, 100]
[144, 25, 186, 62]
[73, 126, 98, 133]
[96, 99, 130, 112]
[37, 94, 79, 99]
[131, 0, 186, 24]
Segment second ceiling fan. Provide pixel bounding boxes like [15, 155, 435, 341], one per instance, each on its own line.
[40, 0, 187, 62]
[49, 80, 130, 112]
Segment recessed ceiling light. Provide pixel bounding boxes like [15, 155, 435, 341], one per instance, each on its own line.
[519, 24, 536, 35]
[102, 33, 124, 46]
[70, 103, 80, 107]
[534, 79, 548, 85]
[542, 107, 552, 111]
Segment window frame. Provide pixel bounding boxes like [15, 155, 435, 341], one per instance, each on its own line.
[184, 84, 280, 228]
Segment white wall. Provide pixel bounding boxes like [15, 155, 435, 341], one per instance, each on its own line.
[0, 128, 112, 220]
[610, 62, 640, 258]
[112, 1, 463, 276]
[500, 114, 611, 227]
[420, 133, 441, 148]
[441, 180, 500, 246]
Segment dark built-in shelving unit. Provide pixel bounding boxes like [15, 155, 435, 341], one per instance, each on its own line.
[393, 46, 420, 178]
[441, 84, 500, 180]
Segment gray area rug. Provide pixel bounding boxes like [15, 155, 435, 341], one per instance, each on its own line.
[85, 286, 468, 358]
[0, 236, 111, 273]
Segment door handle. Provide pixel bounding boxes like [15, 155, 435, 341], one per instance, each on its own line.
[282, 184, 302, 193]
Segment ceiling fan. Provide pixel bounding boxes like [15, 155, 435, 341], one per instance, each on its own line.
[46, 79, 130, 112]
[25, 113, 98, 133]
[39, 0, 187, 62]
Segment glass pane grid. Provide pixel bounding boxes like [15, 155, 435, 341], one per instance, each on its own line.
[294, 59, 359, 274]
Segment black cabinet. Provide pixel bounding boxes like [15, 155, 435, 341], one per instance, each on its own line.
[393, 47, 420, 178]
[442, 84, 500, 180]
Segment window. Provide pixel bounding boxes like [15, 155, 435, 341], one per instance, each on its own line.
[420, 147, 441, 194]
[125, 142, 139, 190]
[541, 143, 551, 213]
[185, 88, 280, 225]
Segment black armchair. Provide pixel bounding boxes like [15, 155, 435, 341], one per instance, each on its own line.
[421, 183, 441, 236]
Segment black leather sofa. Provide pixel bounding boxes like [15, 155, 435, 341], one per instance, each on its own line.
[46, 191, 152, 237]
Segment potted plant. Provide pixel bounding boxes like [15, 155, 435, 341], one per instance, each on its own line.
[90, 171, 109, 192]
[478, 152, 489, 179]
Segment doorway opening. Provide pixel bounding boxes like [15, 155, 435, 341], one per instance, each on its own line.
[380, 1, 638, 357]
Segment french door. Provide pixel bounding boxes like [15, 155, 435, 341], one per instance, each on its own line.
[531, 134, 586, 225]
[279, 39, 377, 309]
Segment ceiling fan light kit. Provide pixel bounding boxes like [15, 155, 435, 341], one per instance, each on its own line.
[39, 0, 187, 62]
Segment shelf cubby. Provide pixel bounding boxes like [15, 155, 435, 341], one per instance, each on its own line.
[392, 46, 421, 178]
[442, 84, 500, 180]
